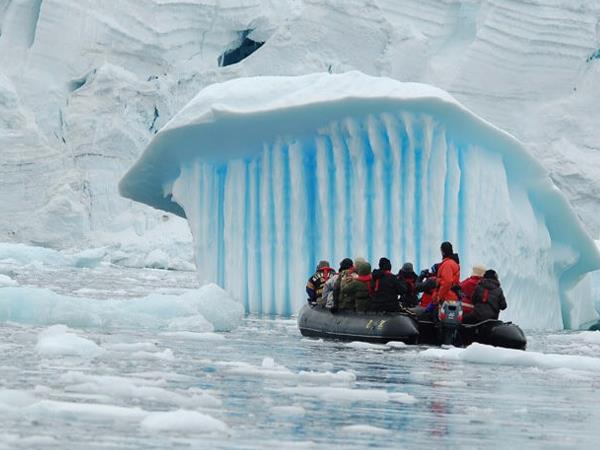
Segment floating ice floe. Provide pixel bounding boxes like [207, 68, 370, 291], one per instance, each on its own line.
[0, 283, 243, 331]
[60, 371, 220, 408]
[119, 71, 600, 329]
[275, 386, 417, 404]
[546, 331, 600, 345]
[219, 357, 356, 385]
[1, 389, 226, 434]
[0, 274, 17, 287]
[35, 325, 104, 358]
[0, 242, 106, 269]
[140, 409, 228, 434]
[341, 425, 392, 435]
[420, 342, 600, 372]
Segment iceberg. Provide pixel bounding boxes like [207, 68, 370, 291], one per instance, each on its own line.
[119, 71, 600, 329]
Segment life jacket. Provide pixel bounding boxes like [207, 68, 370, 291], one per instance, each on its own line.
[420, 292, 434, 308]
[356, 274, 373, 296]
[459, 275, 480, 313]
[308, 267, 335, 301]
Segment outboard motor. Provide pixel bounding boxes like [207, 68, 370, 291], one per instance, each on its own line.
[438, 300, 463, 345]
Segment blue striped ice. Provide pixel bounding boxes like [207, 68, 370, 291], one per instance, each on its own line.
[119, 72, 600, 329]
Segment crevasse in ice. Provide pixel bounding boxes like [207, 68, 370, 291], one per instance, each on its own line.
[119, 71, 600, 329]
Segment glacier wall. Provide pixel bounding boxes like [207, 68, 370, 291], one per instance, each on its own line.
[2, 0, 600, 251]
[120, 72, 600, 329]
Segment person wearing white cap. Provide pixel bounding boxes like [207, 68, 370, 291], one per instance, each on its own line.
[459, 264, 486, 315]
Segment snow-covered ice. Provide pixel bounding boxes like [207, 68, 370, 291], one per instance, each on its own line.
[120, 71, 600, 329]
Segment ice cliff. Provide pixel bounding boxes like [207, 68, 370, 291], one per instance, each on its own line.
[120, 72, 600, 329]
[2, 0, 600, 249]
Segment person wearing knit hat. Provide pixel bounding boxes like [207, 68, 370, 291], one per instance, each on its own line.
[471, 265, 486, 277]
[339, 261, 373, 313]
[397, 262, 419, 307]
[306, 260, 335, 305]
[460, 264, 486, 315]
[322, 258, 354, 310]
[463, 268, 507, 323]
[372, 257, 407, 312]
[378, 257, 392, 271]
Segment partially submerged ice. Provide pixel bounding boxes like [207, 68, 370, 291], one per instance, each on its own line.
[119, 72, 600, 329]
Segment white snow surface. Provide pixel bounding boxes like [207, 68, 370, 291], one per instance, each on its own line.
[120, 71, 600, 328]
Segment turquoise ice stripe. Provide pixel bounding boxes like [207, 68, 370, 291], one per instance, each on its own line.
[457, 143, 467, 264]
[282, 145, 292, 315]
[399, 119, 408, 264]
[380, 119, 394, 260]
[442, 137, 451, 243]
[361, 120, 375, 263]
[337, 124, 352, 258]
[267, 146, 277, 315]
[243, 161, 250, 311]
[413, 121, 423, 272]
[217, 165, 227, 286]
[254, 157, 263, 314]
[325, 136, 336, 261]
[304, 143, 318, 279]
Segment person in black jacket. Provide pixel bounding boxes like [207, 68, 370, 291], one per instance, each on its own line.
[463, 269, 507, 324]
[397, 262, 419, 307]
[371, 258, 407, 312]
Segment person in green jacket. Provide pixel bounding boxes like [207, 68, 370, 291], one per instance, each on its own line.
[339, 262, 373, 312]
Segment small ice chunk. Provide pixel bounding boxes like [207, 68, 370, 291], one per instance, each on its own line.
[160, 331, 226, 341]
[420, 342, 600, 372]
[27, 400, 147, 421]
[0, 274, 18, 287]
[140, 410, 228, 434]
[167, 315, 214, 332]
[276, 387, 417, 404]
[344, 341, 389, 350]
[130, 349, 175, 361]
[297, 370, 356, 384]
[0, 389, 38, 408]
[271, 405, 306, 416]
[547, 331, 600, 345]
[433, 380, 467, 387]
[104, 342, 159, 352]
[386, 341, 407, 349]
[341, 425, 392, 435]
[35, 325, 104, 358]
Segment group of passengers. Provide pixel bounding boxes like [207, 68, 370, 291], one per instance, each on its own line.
[306, 241, 507, 323]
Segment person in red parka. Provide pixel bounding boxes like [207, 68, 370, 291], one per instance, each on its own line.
[459, 264, 486, 316]
[432, 241, 460, 307]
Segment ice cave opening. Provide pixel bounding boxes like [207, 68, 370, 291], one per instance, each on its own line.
[218, 30, 265, 67]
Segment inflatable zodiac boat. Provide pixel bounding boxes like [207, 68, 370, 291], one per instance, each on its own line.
[297, 305, 527, 349]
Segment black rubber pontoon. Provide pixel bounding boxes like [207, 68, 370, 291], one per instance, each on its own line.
[298, 305, 527, 349]
[297, 305, 420, 344]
